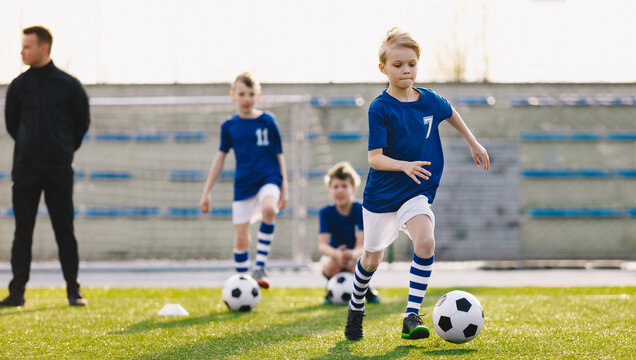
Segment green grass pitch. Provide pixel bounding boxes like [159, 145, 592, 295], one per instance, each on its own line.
[1, 287, 634, 359]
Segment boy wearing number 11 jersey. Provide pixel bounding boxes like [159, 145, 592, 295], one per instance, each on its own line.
[200, 72, 288, 289]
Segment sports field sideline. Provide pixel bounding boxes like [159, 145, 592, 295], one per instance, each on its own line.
[1, 260, 634, 288]
[2, 261, 634, 359]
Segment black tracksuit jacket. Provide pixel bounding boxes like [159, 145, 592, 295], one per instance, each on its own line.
[4, 60, 90, 173]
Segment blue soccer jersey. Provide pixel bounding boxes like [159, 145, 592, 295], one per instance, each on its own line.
[363, 88, 453, 213]
[319, 201, 364, 249]
[219, 111, 283, 201]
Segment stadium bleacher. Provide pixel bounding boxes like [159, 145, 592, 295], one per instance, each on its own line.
[1, 84, 635, 261]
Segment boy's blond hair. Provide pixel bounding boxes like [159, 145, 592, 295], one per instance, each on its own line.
[232, 72, 261, 93]
[324, 161, 361, 188]
[379, 27, 421, 64]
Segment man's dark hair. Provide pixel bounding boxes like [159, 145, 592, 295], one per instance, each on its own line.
[23, 26, 53, 49]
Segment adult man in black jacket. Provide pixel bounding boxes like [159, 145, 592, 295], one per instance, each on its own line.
[2, 26, 90, 307]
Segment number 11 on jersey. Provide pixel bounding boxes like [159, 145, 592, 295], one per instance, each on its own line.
[256, 128, 269, 146]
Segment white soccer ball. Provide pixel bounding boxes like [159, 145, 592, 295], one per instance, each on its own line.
[222, 274, 261, 312]
[432, 290, 484, 343]
[326, 272, 354, 305]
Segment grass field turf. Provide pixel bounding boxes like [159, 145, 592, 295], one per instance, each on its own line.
[0, 287, 634, 359]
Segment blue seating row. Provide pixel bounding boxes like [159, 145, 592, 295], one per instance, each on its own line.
[0, 170, 133, 181]
[309, 96, 364, 107]
[0, 206, 323, 218]
[5, 205, 635, 219]
[521, 132, 636, 142]
[522, 169, 636, 178]
[527, 208, 636, 218]
[169, 168, 364, 181]
[5, 168, 636, 181]
[0, 168, 367, 181]
[510, 95, 636, 106]
[0, 95, 365, 108]
[88, 131, 207, 142]
[85, 130, 371, 142]
[453, 95, 496, 106]
[71, 130, 636, 143]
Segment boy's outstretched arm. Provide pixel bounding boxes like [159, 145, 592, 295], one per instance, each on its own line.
[199, 151, 227, 213]
[445, 108, 490, 171]
[277, 154, 288, 210]
[368, 148, 432, 184]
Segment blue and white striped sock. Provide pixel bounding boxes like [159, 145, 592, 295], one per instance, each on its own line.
[234, 250, 249, 273]
[255, 222, 274, 269]
[349, 258, 375, 312]
[405, 254, 434, 316]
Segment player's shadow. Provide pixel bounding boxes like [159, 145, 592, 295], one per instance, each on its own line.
[129, 298, 407, 359]
[277, 296, 402, 315]
[113, 311, 249, 335]
[276, 302, 345, 314]
[129, 306, 358, 359]
[310, 341, 415, 360]
[312, 342, 477, 359]
[0, 305, 67, 317]
[422, 349, 477, 356]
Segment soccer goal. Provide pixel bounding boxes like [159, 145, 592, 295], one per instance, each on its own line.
[0, 93, 329, 268]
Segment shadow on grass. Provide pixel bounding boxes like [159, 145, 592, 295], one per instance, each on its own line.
[422, 349, 478, 356]
[276, 296, 404, 314]
[277, 302, 346, 314]
[129, 299, 405, 360]
[113, 311, 250, 335]
[0, 305, 67, 317]
[310, 341, 416, 360]
[313, 341, 477, 359]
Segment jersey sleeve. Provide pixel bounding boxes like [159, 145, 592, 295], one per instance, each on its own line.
[368, 104, 388, 151]
[319, 207, 330, 234]
[219, 121, 231, 153]
[268, 116, 283, 154]
[433, 91, 453, 122]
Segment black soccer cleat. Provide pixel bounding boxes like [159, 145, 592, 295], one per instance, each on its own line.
[401, 313, 430, 339]
[251, 268, 270, 289]
[0, 294, 25, 307]
[344, 308, 365, 341]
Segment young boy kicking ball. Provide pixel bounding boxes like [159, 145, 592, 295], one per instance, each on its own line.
[344, 28, 490, 341]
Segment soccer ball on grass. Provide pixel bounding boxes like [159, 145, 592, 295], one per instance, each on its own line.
[222, 274, 261, 312]
[325, 272, 354, 305]
[432, 290, 484, 343]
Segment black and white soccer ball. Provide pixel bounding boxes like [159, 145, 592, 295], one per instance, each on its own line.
[326, 272, 354, 305]
[432, 290, 484, 343]
[222, 274, 261, 312]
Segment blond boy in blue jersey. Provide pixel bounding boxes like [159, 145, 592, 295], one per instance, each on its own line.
[344, 28, 490, 341]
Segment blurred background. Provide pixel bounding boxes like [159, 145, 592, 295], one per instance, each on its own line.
[1, 0, 635, 266]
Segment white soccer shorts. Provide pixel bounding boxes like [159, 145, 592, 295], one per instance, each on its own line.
[232, 183, 281, 224]
[362, 195, 436, 252]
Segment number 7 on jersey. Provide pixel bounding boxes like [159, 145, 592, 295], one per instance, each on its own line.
[423, 116, 433, 139]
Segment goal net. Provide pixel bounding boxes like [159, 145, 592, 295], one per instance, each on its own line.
[0, 94, 331, 267]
